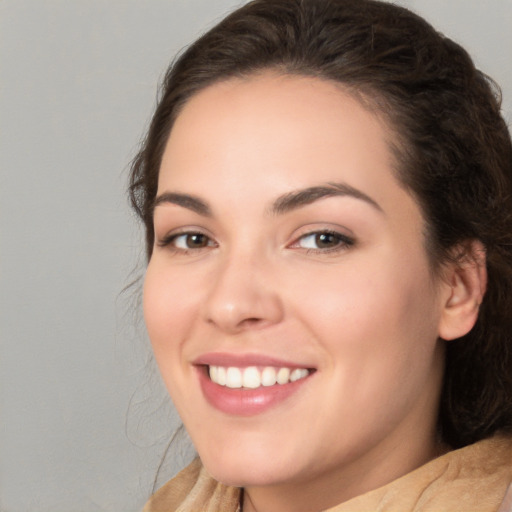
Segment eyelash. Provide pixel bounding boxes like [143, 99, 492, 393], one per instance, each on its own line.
[157, 229, 354, 255]
[291, 230, 355, 253]
[157, 231, 216, 253]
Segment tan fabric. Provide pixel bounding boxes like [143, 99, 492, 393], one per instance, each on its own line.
[143, 458, 241, 512]
[144, 435, 512, 512]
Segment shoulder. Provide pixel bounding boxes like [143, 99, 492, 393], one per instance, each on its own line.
[143, 458, 241, 512]
[331, 434, 512, 512]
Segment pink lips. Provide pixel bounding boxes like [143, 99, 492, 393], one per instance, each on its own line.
[194, 352, 311, 369]
[194, 353, 314, 416]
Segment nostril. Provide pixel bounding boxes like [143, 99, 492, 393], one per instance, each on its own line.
[241, 317, 264, 326]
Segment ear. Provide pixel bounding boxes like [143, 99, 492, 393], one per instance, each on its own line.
[438, 240, 487, 341]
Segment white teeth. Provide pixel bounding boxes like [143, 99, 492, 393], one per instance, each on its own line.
[208, 365, 310, 388]
[261, 367, 277, 386]
[226, 367, 242, 388]
[217, 366, 226, 386]
[290, 368, 309, 382]
[242, 366, 261, 389]
[276, 367, 290, 384]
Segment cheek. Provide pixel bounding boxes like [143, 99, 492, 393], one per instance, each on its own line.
[143, 262, 195, 363]
[288, 250, 441, 373]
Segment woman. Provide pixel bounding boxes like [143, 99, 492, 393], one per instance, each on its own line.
[130, 0, 512, 510]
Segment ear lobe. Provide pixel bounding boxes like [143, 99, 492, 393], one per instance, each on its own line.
[438, 240, 487, 341]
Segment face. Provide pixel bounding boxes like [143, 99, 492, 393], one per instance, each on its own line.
[144, 74, 449, 502]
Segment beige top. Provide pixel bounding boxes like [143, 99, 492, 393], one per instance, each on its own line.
[144, 435, 512, 512]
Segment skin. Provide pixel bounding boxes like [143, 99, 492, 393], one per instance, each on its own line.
[143, 73, 482, 512]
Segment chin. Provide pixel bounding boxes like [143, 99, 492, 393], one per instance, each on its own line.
[200, 451, 297, 488]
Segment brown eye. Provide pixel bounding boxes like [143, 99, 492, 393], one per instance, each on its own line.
[184, 233, 209, 248]
[295, 231, 354, 251]
[173, 233, 212, 249]
[314, 233, 339, 248]
[157, 231, 215, 251]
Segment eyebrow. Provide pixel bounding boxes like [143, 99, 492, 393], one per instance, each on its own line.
[152, 192, 212, 216]
[152, 182, 382, 217]
[270, 182, 383, 215]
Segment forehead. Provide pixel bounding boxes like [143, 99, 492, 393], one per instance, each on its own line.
[165, 73, 393, 156]
[158, 73, 415, 219]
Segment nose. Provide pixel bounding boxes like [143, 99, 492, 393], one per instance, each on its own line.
[202, 252, 284, 334]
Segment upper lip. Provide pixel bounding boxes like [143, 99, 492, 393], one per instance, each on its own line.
[193, 352, 315, 369]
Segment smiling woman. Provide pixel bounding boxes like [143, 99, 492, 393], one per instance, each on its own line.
[129, 1, 512, 511]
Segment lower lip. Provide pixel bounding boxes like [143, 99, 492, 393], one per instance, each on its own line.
[197, 367, 311, 416]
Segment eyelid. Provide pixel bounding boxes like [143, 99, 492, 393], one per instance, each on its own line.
[288, 227, 355, 253]
[156, 226, 217, 250]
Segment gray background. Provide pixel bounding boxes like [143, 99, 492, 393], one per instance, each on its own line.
[1, 1, 511, 511]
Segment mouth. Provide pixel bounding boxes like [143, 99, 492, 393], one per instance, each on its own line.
[208, 365, 311, 389]
[194, 354, 316, 416]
